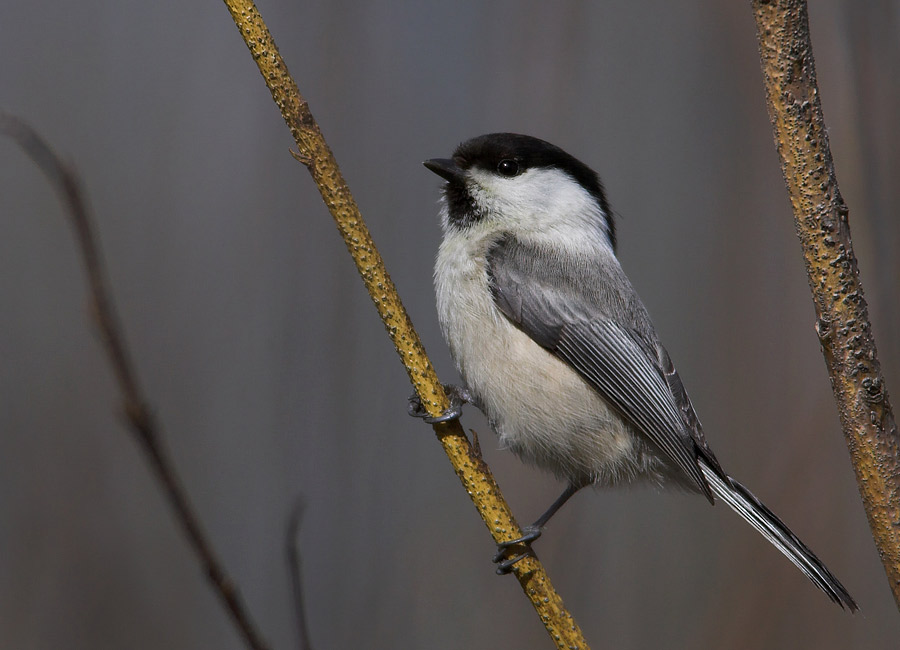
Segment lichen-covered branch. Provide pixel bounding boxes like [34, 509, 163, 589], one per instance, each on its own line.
[751, 0, 900, 608]
[221, 1, 590, 646]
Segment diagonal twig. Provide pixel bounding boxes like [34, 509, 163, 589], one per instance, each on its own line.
[220, 1, 591, 647]
[0, 112, 271, 650]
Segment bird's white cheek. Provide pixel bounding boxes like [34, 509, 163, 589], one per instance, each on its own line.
[466, 168, 613, 250]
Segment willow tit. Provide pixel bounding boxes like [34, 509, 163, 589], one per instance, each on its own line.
[421, 132, 856, 610]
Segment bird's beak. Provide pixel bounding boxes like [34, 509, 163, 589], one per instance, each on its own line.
[424, 158, 464, 184]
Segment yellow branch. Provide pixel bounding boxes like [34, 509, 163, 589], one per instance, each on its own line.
[222, 1, 591, 646]
[752, 0, 900, 609]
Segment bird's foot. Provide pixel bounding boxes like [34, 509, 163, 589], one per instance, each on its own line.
[492, 526, 543, 575]
[407, 384, 471, 424]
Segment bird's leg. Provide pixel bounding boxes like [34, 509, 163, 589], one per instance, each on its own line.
[493, 483, 581, 574]
[407, 384, 471, 424]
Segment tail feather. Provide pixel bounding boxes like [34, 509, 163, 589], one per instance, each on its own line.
[699, 459, 857, 611]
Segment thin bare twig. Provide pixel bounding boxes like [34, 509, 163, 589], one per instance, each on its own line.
[286, 499, 314, 650]
[751, 0, 900, 608]
[0, 112, 271, 650]
[221, 1, 591, 647]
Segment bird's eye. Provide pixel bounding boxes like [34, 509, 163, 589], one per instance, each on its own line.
[497, 159, 520, 177]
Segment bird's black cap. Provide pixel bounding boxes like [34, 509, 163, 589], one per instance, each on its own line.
[425, 133, 614, 247]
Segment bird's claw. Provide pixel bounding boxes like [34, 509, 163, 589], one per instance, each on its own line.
[408, 384, 471, 424]
[494, 551, 532, 575]
[492, 525, 543, 574]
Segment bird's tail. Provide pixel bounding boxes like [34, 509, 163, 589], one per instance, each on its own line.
[698, 459, 858, 611]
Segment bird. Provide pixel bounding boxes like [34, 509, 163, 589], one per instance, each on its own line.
[417, 132, 857, 610]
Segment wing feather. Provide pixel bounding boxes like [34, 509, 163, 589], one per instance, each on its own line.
[486, 233, 857, 607]
[488, 234, 713, 499]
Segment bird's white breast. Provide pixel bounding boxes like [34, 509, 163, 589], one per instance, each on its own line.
[434, 225, 655, 487]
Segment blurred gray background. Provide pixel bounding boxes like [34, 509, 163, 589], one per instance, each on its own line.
[1, 1, 898, 648]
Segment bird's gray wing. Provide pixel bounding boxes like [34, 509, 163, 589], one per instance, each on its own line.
[487, 234, 713, 500]
[653, 342, 723, 475]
